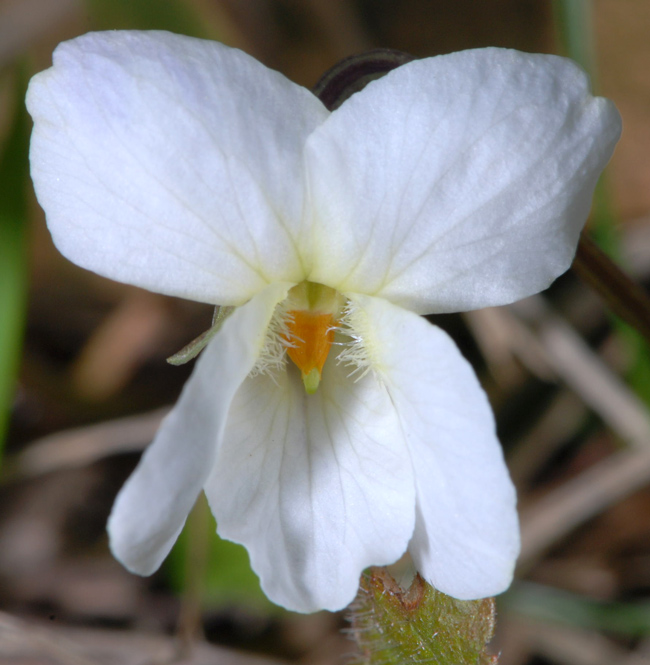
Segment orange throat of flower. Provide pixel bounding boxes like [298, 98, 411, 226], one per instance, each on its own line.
[285, 309, 336, 394]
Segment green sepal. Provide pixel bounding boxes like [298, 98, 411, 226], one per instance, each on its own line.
[348, 568, 498, 665]
[166, 306, 234, 366]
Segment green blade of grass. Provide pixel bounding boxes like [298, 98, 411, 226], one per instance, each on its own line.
[553, 0, 596, 82]
[0, 70, 30, 459]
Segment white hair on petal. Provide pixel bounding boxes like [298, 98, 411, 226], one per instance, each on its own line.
[250, 298, 292, 379]
[335, 300, 378, 382]
[250, 292, 381, 385]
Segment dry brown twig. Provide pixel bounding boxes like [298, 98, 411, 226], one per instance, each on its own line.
[0, 610, 287, 665]
[70, 291, 171, 402]
[507, 390, 587, 488]
[8, 407, 169, 480]
[509, 295, 650, 447]
[502, 295, 650, 567]
[573, 234, 650, 343]
[501, 618, 650, 665]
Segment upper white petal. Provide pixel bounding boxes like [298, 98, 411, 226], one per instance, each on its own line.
[348, 294, 519, 599]
[27, 31, 327, 305]
[306, 48, 621, 313]
[204, 358, 415, 613]
[107, 282, 290, 575]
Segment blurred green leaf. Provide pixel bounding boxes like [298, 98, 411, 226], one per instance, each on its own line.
[503, 582, 650, 637]
[0, 70, 30, 458]
[167, 495, 276, 612]
[623, 324, 650, 403]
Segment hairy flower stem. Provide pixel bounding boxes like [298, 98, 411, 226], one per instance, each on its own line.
[348, 568, 498, 665]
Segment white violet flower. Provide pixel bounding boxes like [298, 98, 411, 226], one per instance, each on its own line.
[27, 31, 621, 613]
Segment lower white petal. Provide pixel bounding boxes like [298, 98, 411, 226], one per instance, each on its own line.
[349, 295, 519, 599]
[204, 357, 414, 613]
[108, 282, 290, 575]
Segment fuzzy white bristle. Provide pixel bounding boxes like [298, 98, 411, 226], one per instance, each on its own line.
[250, 294, 380, 385]
[250, 299, 293, 378]
[335, 300, 377, 382]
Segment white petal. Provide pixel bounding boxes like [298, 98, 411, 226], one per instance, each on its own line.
[108, 282, 290, 575]
[348, 295, 519, 599]
[27, 31, 327, 305]
[306, 49, 621, 313]
[204, 358, 415, 612]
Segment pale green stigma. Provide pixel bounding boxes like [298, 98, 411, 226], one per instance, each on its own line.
[302, 367, 321, 395]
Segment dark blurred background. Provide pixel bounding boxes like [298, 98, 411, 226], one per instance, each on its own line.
[2, 1, 650, 664]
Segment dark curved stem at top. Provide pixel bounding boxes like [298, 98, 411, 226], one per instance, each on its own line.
[573, 234, 650, 342]
[313, 48, 414, 111]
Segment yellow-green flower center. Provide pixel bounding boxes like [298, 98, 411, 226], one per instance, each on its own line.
[284, 282, 345, 394]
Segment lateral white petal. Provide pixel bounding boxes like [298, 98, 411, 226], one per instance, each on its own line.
[27, 31, 327, 304]
[205, 359, 414, 613]
[108, 282, 290, 575]
[349, 295, 519, 599]
[307, 49, 621, 313]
